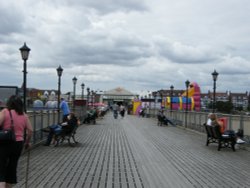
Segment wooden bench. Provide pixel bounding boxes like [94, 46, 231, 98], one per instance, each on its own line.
[204, 124, 236, 151]
[54, 125, 78, 147]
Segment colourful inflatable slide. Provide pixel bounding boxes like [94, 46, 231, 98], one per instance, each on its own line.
[133, 82, 201, 114]
[132, 99, 142, 115]
[164, 82, 201, 111]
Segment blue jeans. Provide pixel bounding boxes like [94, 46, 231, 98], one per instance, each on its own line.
[45, 124, 62, 145]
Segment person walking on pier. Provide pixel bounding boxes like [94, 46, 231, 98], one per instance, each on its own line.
[113, 103, 119, 119]
[120, 105, 125, 118]
[0, 95, 33, 188]
[60, 98, 70, 122]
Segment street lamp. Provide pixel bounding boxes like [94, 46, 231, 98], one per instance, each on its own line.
[87, 87, 90, 109]
[159, 90, 163, 108]
[154, 92, 157, 115]
[56, 65, 63, 123]
[185, 80, 190, 128]
[19, 42, 31, 113]
[170, 85, 174, 114]
[149, 93, 152, 110]
[72, 76, 77, 112]
[91, 90, 94, 107]
[212, 70, 219, 113]
[81, 83, 85, 119]
[81, 83, 85, 102]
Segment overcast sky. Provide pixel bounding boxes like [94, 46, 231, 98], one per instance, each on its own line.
[1, 0, 250, 96]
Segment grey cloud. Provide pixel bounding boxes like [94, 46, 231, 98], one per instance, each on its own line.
[2, 0, 250, 94]
[0, 5, 24, 35]
[85, 0, 148, 14]
[0, 63, 22, 87]
[157, 41, 217, 64]
[58, 0, 148, 14]
[217, 55, 250, 75]
[53, 32, 153, 68]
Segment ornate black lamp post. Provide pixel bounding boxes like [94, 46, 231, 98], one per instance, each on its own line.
[212, 70, 219, 113]
[170, 85, 174, 113]
[185, 80, 190, 128]
[81, 83, 85, 104]
[72, 76, 77, 112]
[56, 65, 63, 123]
[149, 93, 152, 110]
[91, 90, 94, 107]
[87, 87, 90, 109]
[19, 43, 31, 113]
[153, 92, 157, 115]
[81, 83, 85, 118]
[160, 91, 163, 108]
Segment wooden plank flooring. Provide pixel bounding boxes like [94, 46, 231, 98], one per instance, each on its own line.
[15, 112, 250, 188]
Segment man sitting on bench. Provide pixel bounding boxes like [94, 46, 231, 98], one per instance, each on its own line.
[158, 110, 175, 126]
[43, 113, 79, 146]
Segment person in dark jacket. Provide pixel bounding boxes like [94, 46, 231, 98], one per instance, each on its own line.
[43, 113, 79, 146]
[157, 110, 175, 126]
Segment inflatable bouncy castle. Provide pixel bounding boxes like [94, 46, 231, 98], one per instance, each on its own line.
[164, 82, 201, 111]
[132, 82, 201, 115]
[132, 99, 142, 115]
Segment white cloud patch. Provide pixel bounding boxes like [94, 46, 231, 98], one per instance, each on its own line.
[218, 55, 250, 75]
[156, 39, 218, 64]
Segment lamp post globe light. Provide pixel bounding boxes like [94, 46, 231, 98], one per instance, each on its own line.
[185, 80, 190, 128]
[170, 85, 174, 114]
[212, 70, 219, 113]
[19, 42, 31, 113]
[72, 76, 77, 112]
[56, 65, 63, 123]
